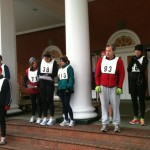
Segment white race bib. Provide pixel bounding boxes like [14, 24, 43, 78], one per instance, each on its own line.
[132, 56, 144, 72]
[101, 56, 119, 74]
[28, 68, 38, 83]
[40, 59, 54, 74]
[0, 78, 5, 92]
[58, 65, 70, 80]
[1, 64, 5, 77]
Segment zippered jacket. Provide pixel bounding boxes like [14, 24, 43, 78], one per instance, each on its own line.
[95, 56, 125, 88]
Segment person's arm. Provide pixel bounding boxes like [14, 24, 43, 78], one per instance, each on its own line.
[22, 69, 28, 88]
[95, 58, 102, 86]
[4, 65, 10, 80]
[66, 66, 75, 90]
[117, 58, 125, 88]
[3, 79, 11, 107]
[51, 60, 58, 79]
[127, 56, 135, 72]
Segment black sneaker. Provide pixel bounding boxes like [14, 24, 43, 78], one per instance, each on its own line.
[101, 124, 108, 132]
[114, 125, 121, 133]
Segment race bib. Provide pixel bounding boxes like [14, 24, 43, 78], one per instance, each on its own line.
[58, 65, 70, 80]
[40, 59, 54, 74]
[101, 56, 119, 74]
[28, 68, 38, 83]
[132, 56, 144, 72]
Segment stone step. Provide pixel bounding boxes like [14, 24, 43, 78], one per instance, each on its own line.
[5, 119, 150, 150]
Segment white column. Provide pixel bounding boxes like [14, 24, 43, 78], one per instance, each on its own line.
[65, 0, 97, 119]
[0, 0, 21, 114]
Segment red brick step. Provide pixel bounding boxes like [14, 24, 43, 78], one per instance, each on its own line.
[4, 119, 150, 150]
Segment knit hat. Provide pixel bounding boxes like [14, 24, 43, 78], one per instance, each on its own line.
[29, 57, 36, 64]
[43, 51, 51, 58]
[134, 44, 143, 51]
[60, 56, 69, 63]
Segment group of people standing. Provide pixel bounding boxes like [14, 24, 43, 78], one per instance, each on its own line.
[0, 43, 148, 145]
[22, 51, 75, 127]
[95, 44, 148, 133]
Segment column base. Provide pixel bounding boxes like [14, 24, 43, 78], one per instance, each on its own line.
[7, 103, 22, 115]
[56, 116, 99, 125]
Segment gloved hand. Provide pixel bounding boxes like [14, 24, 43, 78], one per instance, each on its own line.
[116, 88, 122, 95]
[95, 86, 101, 92]
[4, 106, 10, 110]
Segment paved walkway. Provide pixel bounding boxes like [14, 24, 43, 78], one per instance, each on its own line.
[7, 100, 150, 130]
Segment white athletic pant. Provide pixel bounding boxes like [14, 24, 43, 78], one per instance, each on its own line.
[99, 86, 120, 125]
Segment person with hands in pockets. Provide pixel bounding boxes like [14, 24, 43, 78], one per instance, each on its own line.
[128, 44, 148, 126]
[58, 56, 75, 127]
[95, 44, 125, 133]
[0, 66, 11, 145]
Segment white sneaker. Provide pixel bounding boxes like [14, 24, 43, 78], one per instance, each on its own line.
[60, 120, 69, 126]
[36, 118, 41, 124]
[0, 137, 6, 145]
[29, 116, 36, 123]
[69, 120, 75, 127]
[47, 118, 56, 126]
[40, 118, 47, 126]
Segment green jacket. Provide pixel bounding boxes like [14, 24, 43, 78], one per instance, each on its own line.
[58, 64, 75, 92]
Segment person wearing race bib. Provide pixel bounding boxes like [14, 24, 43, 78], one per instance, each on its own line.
[95, 44, 125, 133]
[0, 66, 11, 145]
[128, 44, 148, 126]
[58, 56, 75, 127]
[22, 57, 42, 124]
[38, 51, 58, 126]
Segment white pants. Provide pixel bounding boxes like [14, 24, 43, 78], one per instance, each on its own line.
[99, 86, 120, 125]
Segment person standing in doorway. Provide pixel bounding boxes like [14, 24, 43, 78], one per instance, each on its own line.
[22, 57, 42, 124]
[0, 55, 10, 80]
[95, 44, 125, 133]
[0, 66, 11, 145]
[38, 51, 58, 126]
[58, 56, 75, 127]
[128, 44, 148, 126]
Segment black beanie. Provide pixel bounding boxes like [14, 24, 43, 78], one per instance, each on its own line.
[134, 44, 143, 51]
[60, 56, 69, 63]
[43, 51, 51, 58]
